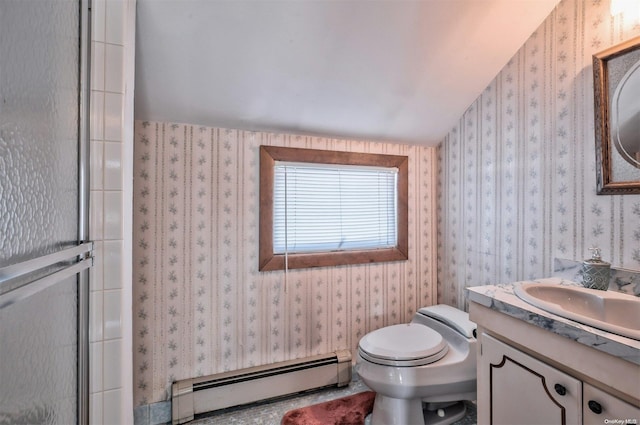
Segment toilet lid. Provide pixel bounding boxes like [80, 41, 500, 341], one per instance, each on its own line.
[358, 324, 448, 364]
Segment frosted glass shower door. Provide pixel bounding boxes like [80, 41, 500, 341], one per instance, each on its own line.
[0, 0, 91, 424]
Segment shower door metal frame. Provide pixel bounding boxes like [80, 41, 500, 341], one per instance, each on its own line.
[78, 0, 92, 423]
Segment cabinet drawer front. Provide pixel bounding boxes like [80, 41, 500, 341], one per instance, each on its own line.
[480, 333, 582, 425]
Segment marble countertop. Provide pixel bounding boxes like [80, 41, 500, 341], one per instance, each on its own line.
[466, 277, 640, 366]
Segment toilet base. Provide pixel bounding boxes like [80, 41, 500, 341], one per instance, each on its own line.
[366, 396, 467, 425]
[423, 401, 467, 425]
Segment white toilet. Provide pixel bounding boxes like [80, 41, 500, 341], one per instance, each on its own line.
[356, 304, 477, 425]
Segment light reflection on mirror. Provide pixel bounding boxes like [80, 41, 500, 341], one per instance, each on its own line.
[612, 59, 640, 168]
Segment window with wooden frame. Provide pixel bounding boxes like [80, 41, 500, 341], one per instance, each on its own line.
[259, 145, 408, 271]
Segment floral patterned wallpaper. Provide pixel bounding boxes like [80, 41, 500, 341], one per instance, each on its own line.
[132, 122, 438, 405]
[437, 0, 640, 308]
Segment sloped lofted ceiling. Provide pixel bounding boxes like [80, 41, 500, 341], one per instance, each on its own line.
[134, 0, 560, 146]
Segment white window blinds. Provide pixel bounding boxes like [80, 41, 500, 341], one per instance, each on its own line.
[273, 161, 398, 254]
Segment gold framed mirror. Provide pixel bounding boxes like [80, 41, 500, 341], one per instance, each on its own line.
[593, 35, 640, 195]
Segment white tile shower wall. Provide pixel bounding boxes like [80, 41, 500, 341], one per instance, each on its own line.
[437, 0, 640, 308]
[131, 122, 438, 406]
[89, 0, 135, 424]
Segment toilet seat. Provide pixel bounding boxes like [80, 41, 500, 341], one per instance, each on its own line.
[358, 323, 449, 367]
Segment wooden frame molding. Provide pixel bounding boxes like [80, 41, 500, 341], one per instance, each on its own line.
[259, 145, 409, 271]
[593, 35, 640, 194]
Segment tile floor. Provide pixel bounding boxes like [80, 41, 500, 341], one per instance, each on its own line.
[189, 373, 477, 425]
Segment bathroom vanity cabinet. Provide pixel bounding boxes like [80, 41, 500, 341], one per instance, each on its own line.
[479, 332, 639, 424]
[467, 280, 640, 425]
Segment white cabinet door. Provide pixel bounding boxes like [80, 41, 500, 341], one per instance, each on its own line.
[583, 383, 640, 425]
[479, 333, 582, 425]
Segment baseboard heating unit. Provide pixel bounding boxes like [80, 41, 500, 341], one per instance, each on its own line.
[171, 350, 352, 424]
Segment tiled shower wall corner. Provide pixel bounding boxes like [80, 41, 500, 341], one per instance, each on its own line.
[437, 0, 640, 308]
[89, 0, 135, 424]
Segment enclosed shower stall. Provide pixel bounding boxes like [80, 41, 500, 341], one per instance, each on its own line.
[0, 0, 92, 423]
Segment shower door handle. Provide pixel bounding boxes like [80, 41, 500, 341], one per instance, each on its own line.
[0, 242, 94, 309]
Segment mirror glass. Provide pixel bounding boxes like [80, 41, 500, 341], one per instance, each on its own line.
[611, 59, 640, 169]
[604, 47, 640, 185]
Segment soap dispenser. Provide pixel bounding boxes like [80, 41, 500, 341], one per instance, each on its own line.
[582, 248, 611, 290]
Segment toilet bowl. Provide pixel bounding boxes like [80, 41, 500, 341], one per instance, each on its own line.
[356, 304, 477, 425]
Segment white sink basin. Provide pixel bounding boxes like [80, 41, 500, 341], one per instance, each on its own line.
[514, 283, 640, 340]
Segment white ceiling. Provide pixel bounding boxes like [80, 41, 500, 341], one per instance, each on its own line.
[134, 0, 560, 146]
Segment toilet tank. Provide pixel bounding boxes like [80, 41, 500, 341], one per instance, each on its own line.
[412, 305, 477, 340]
